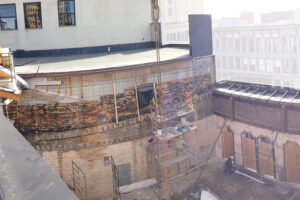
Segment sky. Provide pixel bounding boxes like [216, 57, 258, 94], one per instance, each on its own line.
[204, 0, 300, 22]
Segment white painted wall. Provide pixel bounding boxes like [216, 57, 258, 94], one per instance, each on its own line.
[0, 0, 153, 51]
[159, 0, 204, 45]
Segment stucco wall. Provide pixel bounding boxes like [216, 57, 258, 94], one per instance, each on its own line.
[0, 0, 152, 51]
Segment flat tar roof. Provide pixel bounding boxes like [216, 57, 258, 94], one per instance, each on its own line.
[14, 47, 190, 75]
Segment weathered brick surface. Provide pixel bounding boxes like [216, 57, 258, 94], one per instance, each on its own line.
[42, 137, 149, 200]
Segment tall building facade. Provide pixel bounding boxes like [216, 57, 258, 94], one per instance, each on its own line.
[159, 0, 204, 45]
[0, 0, 153, 56]
[213, 24, 300, 89]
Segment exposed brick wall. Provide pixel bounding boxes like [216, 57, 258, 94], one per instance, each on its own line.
[2, 56, 215, 199]
[6, 74, 212, 135]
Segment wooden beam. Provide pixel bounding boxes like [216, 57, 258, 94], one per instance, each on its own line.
[22, 94, 57, 103]
[0, 90, 21, 101]
[23, 91, 56, 99]
[69, 77, 72, 96]
[135, 82, 141, 121]
[57, 85, 60, 95]
[80, 75, 83, 98]
[0, 70, 11, 78]
[112, 75, 118, 124]
[153, 82, 158, 115]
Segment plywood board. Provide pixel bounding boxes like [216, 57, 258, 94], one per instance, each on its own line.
[285, 142, 300, 184]
[224, 131, 234, 158]
[258, 141, 274, 177]
[243, 136, 257, 171]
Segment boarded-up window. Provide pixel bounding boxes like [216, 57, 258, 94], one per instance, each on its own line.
[258, 137, 274, 178]
[223, 128, 234, 159]
[242, 132, 257, 171]
[285, 142, 300, 184]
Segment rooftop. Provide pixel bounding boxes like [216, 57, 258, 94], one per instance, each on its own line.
[214, 81, 300, 104]
[14, 47, 190, 75]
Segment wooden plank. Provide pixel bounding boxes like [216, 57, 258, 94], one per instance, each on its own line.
[224, 131, 234, 159]
[135, 82, 141, 121]
[0, 70, 11, 78]
[243, 136, 257, 171]
[0, 90, 21, 101]
[112, 75, 118, 124]
[57, 85, 60, 95]
[22, 94, 57, 103]
[23, 91, 56, 99]
[258, 141, 274, 177]
[285, 142, 300, 184]
[80, 75, 83, 98]
[69, 77, 72, 96]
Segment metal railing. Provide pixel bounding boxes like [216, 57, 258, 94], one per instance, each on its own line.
[72, 161, 87, 200]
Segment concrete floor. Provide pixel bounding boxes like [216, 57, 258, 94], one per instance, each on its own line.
[121, 159, 300, 200]
[14, 47, 189, 74]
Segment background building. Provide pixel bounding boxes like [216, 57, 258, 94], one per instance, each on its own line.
[261, 10, 297, 24]
[0, 0, 153, 56]
[213, 12, 255, 28]
[213, 24, 300, 89]
[159, 0, 204, 45]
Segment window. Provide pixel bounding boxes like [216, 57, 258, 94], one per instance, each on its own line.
[274, 59, 281, 73]
[168, 8, 172, 17]
[24, 2, 42, 28]
[235, 58, 241, 70]
[0, 4, 17, 30]
[250, 59, 256, 72]
[58, 0, 76, 26]
[228, 57, 234, 69]
[243, 58, 249, 71]
[258, 59, 265, 72]
[168, 0, 172, 4]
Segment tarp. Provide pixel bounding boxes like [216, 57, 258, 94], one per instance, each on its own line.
[137, 86, 155, 108]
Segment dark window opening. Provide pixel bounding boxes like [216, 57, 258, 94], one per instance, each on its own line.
[24, 2, 42, 29]
[137, 86, 155, 108]
[58, 0, 76, 26]
[0, 4, 18, 30]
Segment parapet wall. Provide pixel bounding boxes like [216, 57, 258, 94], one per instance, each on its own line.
[213, 91, 300, 134]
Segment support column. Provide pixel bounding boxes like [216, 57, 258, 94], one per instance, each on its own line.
[230, 96, 234, 121]
[281, 105, 287, 132]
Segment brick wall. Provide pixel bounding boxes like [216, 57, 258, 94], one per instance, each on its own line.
[2, 56, 215, 199]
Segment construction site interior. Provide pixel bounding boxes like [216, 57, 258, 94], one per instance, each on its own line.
[1, 2, 300, 200]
